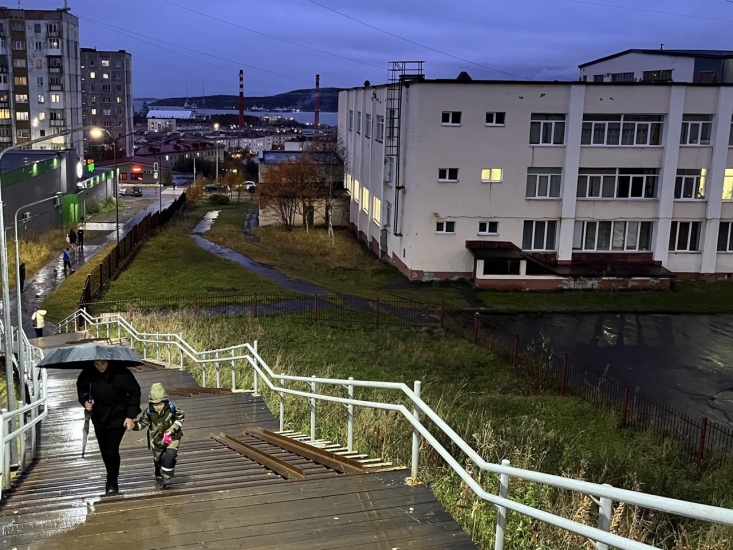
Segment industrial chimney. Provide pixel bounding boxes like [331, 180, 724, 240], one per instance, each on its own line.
[314, 74, 320, 129]
[238, 70, 245, 128]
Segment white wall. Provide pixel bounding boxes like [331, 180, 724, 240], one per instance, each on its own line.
[579, 52, 695, 82]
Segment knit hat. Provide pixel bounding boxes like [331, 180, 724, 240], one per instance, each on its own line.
[148, 383, 168, 404]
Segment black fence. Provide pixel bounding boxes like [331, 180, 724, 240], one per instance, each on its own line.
[442, 309, 733, 465]
[82, 291, 441, 329]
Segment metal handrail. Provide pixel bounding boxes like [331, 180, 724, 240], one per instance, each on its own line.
[55, 309, 733, 549]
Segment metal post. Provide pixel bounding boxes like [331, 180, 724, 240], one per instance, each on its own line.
[621, 386, 630, 427]
[231, 348, 236, 390]
[0, 408, 6, 491]
[310, 375, 317, 441]
[279, 375, 285, 432]
[202, 364, 207, 387]
[473, 312, 480, 344]
[347, 376, 354, 452]
[253, 340, 259, 394]
[596, 484, 613, 550]
[17, 400, 25, 472]
[215, 351, 220, 388]
[698, 417, 708, 465]
[411, 380, 421, 480]
[113, 138, 119, 246]
[494, 459, 511, 550]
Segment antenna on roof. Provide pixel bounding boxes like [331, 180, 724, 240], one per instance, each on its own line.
[660, 43, 664, 50]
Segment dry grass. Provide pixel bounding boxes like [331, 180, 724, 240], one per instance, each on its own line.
[7, 227, 76, 288]
[124, 312, 733, 550]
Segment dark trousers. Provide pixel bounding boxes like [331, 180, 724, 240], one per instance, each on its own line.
[34, 327, 42, 338]
[95, 426, 126, 481]
[63, 259, 72, 272]
[155, 448, 178, 480]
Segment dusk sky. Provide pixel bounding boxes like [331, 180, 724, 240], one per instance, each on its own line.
[25, 0, 733, 102]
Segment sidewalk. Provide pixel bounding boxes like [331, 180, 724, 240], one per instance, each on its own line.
[6, 187, 184, 338]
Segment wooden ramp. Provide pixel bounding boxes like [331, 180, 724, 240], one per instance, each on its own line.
[0, 339, 477, 549]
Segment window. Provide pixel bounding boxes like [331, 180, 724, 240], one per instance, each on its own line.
[717, 222, 733, 252]
[0, 75, 6, 84]
[14, 94, 27, 103]
[365, 113, 371, 138]
[384, 200, 392, 228]
[37, 94, 44, 103]
[103, 120, 112, 128]
[593, 74, 604, 82]
[441, 111, 462, 126]
[481, 168, 503, 183]
[375, 115, 384, 141]
[10, 22, 22, 32]
[361, 187, 369, 213]
[643, 69, 672, 82]
[101, 59, 110, 67]
[16, 111, 28, 121]
[478, 221, 499, 235]
[485, 112, 506, 126]
[116, 96, 122, 104]
[38, 112, 45, 121]
[47, 38, 59, 49]
[16, 129, 29, 139]
[573, 221, 653, 251]
[611, 72, 634, 82]
[436, 221, 456, 234]
[117, 107, 122, 115]
[348, 109, 353, 131]
[12, 59, 25, 68]
[103, 96, 111, 104]
[91, 108, 97, 115]
[33, 23, 41, 33]
[13, 76, 27, 86]
[35, 59, 42, 69]
[680, 115, 712, 146]
[0, 109, 9, 119]
[372, 196, 381, 225]
[116, 60, 121, 68]
[102, 84, 110, 92]
[526, 168, 562, 198]
[120, 173, 127, 180]
[669, 221, 701, 252]
[675, 169, 706, 200]
[90, 72, 96, 79]
[37, 77, 43, 86]
[90, 96, 96, 104]
[356, 111, 361, 133]
[35, 41, 42, 50]
[724, 169, 733, 200]
[522, 220, 557, 250]
[50, 94, 60, 103]
[116, 85, 122, 91]
[12, 41, 25, 50]
[103, 109, 111, 116]
[483, 260, 521, 275]
[581, 114, 663, 146]
[102, 73, 109, 79]
[353, 179, 360, 203]
[438, 168, 459, 182]
[529, 114, 565, 145]
[576, 168, 658, 199]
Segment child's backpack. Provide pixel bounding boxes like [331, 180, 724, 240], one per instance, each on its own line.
[144, 401, 177, 449]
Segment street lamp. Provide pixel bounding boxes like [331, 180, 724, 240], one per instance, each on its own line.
[213, 123, 220, 185]
[89, 127, 119, 245]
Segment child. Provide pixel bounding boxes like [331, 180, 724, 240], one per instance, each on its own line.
[62, 246, 74, 274]
[133, 383, 185, 488]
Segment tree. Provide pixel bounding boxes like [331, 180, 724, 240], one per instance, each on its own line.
[224, 169, 244, 200]
[258, 158, 314, 231]
[302, 137, 347, 239]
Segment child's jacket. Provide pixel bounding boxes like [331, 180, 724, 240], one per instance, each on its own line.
[133, 384, 185, 461]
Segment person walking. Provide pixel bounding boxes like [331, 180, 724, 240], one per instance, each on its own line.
[62, 246, 74, 274]
[77, 226, 84, 250]
[19, 262, 25, 292]
[77, 359, 141, 494]
[133, 383, 185, 489]
[68, 227, 77, 247]
[31, 308, 47, 338]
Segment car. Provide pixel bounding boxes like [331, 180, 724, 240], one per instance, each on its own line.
[244, 181, 257, 193]
[118, 187, 127, 197]
[205, 184, 228, 193]
[130, 186, 143, 197]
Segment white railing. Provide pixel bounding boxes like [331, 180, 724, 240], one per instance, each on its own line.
[57, 309, 733, 550]
[0, 325, 47, 500]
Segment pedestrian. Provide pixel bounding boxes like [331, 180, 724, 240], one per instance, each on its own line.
[77, 226, 84, 249]
[133, 383, 185, 489]
[62, 246, 74, 274]
[19, 262, 25, 292]
[31, 308, 47, 338]
[77, 359, 141, 494]
[68, 227, 77, 247]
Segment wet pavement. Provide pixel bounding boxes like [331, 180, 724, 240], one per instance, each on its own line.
[484, 313, 733, 426]
[192, 210, 330, 295]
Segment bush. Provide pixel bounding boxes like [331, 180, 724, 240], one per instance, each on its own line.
[209, 193, 230, 205]
[185, 177, 208, 203]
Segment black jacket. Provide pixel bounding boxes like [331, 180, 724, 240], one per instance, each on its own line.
[76, 365, 141, 429]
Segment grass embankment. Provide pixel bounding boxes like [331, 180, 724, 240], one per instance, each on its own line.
[127, 312, 732, 550]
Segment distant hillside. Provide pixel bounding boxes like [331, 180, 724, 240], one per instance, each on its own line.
[150, 87, 341, 112]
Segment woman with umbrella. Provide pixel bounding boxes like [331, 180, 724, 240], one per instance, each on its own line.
[41, 343, 142, 495]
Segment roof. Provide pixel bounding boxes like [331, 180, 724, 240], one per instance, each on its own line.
[0, 149, 62, 174]
[261, 150, 303, 164]
[96, 156, 171, 168]
[579, 49, 733, 68]
[148, 110, 197, 120]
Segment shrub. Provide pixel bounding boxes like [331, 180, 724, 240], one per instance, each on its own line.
[209, 193, 230, 205]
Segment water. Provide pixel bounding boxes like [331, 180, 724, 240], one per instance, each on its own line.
[484, 313, 733, 426]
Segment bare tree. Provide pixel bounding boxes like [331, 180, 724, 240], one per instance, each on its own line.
[302, 137, 348, 242]
[259, 159, 313, 231]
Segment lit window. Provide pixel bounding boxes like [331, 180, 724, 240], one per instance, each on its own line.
[101, 59, 110, 67]
[36, 94, 44, 103]
[51, 94, 60, 103]
[14, 94, 28, 103]
[102, 73, 109, 79]
[35, 59, 42, 69]
[13, 76, 27, 86]
[372, 196, 381, 225]
[91, 108, 97, 115]
[480, 168, 503, 183]
[362, 187, 369, 214]
[90, 72, 96, 79]
[38, 112, 45, 121]
[723, 169, 733, 200]
[16, 111, 29, 121]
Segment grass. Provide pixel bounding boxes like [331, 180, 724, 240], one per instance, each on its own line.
[125, 312, 733, 550]
[86, 197, 124, 219]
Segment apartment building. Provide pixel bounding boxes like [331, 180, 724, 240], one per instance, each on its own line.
[340, 75, 733, 289]
[0, 7, 82, 157]
[579, 49, 733, 84]
[80, 48, 134, 157]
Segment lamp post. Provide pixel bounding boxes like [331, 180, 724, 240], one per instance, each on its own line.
[0, 126, 84, 428]
[214, 123, 220, 185]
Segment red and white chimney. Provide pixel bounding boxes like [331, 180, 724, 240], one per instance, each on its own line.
[314, 74, 320, 129]
[238, 70, 245, 128]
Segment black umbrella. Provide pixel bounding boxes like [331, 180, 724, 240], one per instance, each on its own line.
[39, 343, 144, 370]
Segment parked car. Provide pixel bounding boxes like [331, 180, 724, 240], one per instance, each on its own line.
[205, 184, 228, 193]
[130, 186, 143, 197]
[118, 187, 127, 197]
[244, 181, 257, 193]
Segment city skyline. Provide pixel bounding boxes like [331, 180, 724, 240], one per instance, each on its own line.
[23, 0, 733, 98]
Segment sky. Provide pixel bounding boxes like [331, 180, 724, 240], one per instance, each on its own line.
[20, 0, 733, 101]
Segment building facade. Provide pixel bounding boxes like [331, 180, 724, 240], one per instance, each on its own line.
[579, 49, 733, 84]
[340, 78, 733, 289]
[0, 7, 82, 156]
[80, 48, 134, 157]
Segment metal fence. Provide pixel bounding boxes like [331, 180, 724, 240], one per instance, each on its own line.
[442, 309, 733, 464]
[76, 193, 187, 319]
[82, 291, 441, 329]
